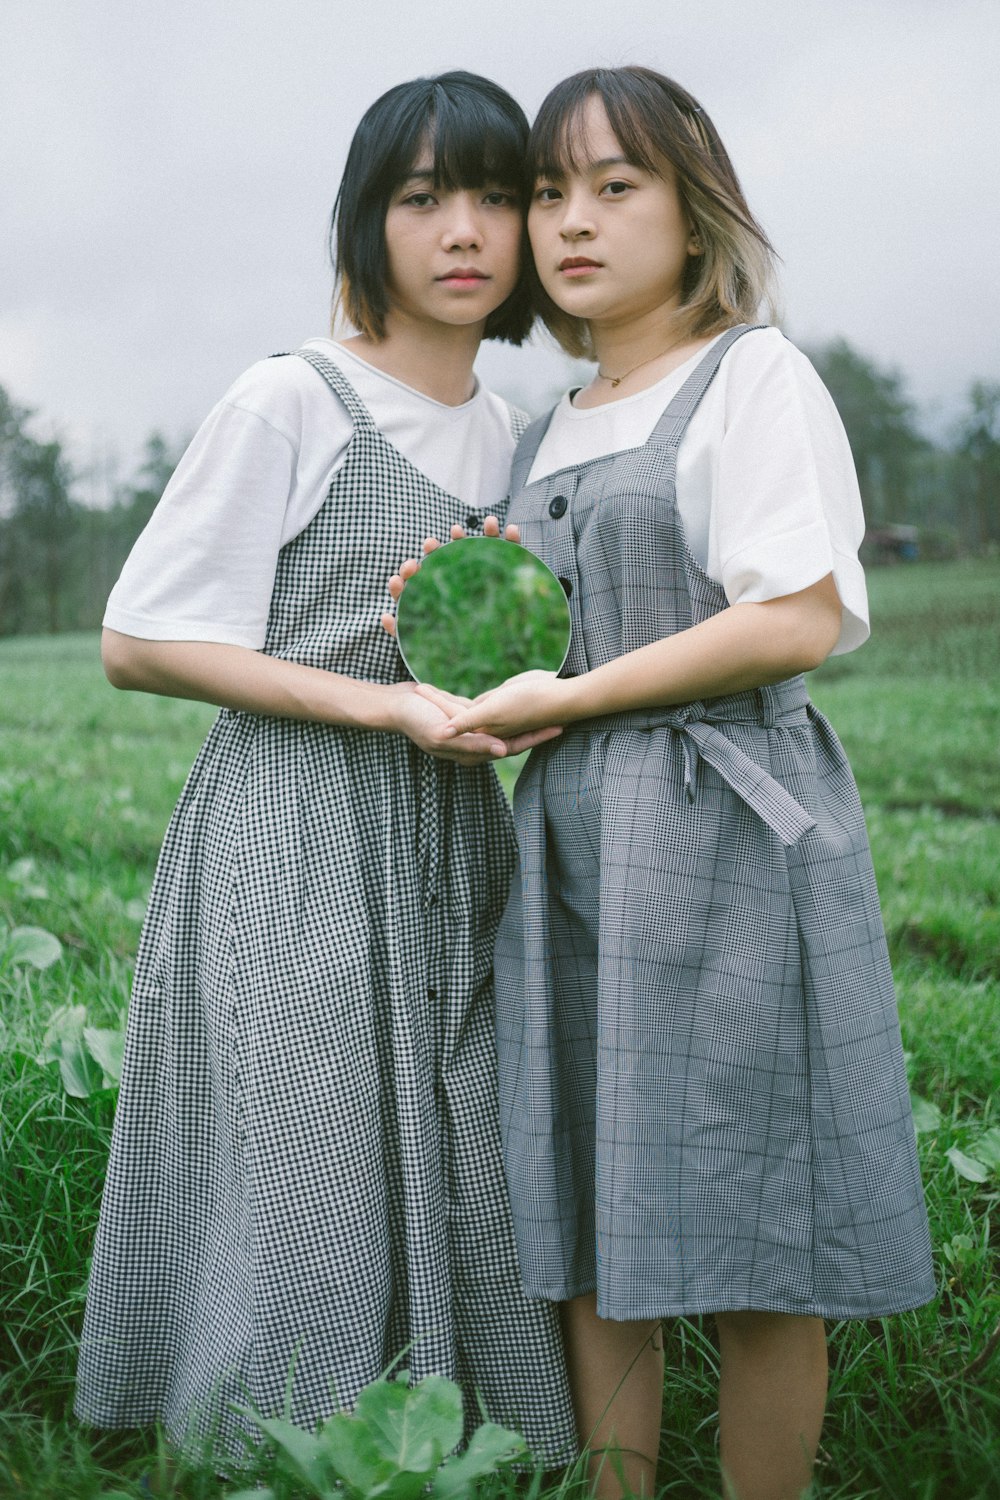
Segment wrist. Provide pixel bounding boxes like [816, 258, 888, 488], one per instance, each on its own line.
[328, 679, 408, 734]
[557, 672, 597, 723]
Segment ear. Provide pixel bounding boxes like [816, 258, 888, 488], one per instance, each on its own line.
[687, 225, 703, 256]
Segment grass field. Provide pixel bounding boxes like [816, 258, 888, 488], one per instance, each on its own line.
[1, 559, 998, 1499]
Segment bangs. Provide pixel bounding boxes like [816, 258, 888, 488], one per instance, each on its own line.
[379, 78, 525, 197]
[527, 67, 706, 184]
[421, 88, 524, 191]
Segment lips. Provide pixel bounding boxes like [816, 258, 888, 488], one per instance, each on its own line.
[437, 267, 489, 283]
[558, 256, 602, 278]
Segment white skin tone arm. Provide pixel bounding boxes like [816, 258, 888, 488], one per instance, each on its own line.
[103, 519, 560, 767]
[413, 571, 843, 740]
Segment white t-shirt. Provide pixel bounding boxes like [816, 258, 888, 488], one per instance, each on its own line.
[527, 327, 869, 655]
[103, 339, 519, 649]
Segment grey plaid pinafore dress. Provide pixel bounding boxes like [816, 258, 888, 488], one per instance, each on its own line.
[75, 349, 576, 1466]
[496, 326, 936, 1322]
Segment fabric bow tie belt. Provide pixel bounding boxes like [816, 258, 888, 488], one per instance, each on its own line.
[604, 676, 818, 849]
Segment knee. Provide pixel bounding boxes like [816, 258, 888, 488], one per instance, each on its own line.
[715, 1310, 824, 1347]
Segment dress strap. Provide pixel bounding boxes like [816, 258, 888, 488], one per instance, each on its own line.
[281, 347, 379, 433]
[648, 324, 767, 447]
[510, 409, 558, 493]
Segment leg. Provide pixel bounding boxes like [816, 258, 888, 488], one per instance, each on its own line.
[715, 1311, 827, 1500]
[560, 1293, 664, 1499]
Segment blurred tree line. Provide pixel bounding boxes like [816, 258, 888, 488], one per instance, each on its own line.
[0, 387, 182, 637]
[0, 338, 998, 637]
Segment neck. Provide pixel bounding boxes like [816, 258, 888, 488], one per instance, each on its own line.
[341, 311, 483, 406]
[571, 302, 713, 409]
[590, 302, 683, 381]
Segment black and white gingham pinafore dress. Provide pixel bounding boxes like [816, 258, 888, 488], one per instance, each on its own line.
[496, 327, 936, 1322]
[75, 349, 576, 1465]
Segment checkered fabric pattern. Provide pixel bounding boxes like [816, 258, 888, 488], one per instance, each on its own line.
[495, 326, 936, 1321]
[75, 350, 577, 1467]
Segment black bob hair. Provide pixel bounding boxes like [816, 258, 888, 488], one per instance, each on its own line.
[330, 71, 532, 345]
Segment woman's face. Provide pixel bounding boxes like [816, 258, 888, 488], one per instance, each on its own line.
[383, 147, 522, 333]
[528, 95, 699, 331]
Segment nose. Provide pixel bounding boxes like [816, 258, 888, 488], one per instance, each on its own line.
[552, 185, 596, 242]
[441, 192, 483, 251]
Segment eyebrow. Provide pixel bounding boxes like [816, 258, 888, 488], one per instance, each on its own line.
[586, 156, 634, 172]
[537, 154, 636, 181]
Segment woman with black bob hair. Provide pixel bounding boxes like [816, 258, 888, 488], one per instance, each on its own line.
[333, 70, 533, 344]
[75, 71, 575, 1474]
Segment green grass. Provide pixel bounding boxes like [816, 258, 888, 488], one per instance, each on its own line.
[2, 559, 999, 1498]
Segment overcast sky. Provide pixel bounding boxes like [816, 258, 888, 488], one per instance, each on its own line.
[2, 0, 996, 493]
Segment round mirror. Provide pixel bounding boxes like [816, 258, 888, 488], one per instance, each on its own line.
[395, 537, 572, 701]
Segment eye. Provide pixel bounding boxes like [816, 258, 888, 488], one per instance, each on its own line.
[599, 179, 633, 197]
[483, 189, 517, 207]
[402, 191, 437, 208]
[533, 185, 563, 204]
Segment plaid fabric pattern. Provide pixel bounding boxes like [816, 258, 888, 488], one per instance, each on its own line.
[75, 351, 576, 1466]
[496, 327, 936, 1321]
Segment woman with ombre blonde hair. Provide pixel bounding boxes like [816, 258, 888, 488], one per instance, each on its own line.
[420, 65, 936, 1500]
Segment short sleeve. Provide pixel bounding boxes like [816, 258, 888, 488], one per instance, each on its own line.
[707, 332, 870, 655]
[103, 360, 350, 649]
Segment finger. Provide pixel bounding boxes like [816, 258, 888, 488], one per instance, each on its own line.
[399, 557, 421, 578]
[422, 536, 443, 554]
[440, 711, 485, 738]
[381, 611, 396, 637]
[483, 514, 500, 537]
[449, 524, 466, 541]
[505, 725, 563, 753]
[415, 681, 472, 704]
[415, 683, 473, 714]
[388, 574, 404, 601]
[432, 748, 500, 766]
[503, 523, 521, 543]
[445, 731, 507, 758]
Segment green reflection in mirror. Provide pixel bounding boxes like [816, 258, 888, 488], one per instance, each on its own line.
[395, 537, 572, 701]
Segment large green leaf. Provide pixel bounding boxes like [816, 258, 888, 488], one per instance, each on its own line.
[246, 1413, 332, 1492]
[910, 1094, 942, 1133]
[946, 1147, 991, 1183]
[58, 1036, 106, 1098]
[35, 1005, 124, 1095]
[5, 856, 49, 898]
[433, 1422, 528, 1500]
[240, 1377, 524, 1500]
[37, 1004, 110, 1096]
[969, 1126, 1000, 1170]
[84, 1025, 125, 1085]
[316, 1410, 397, 1496]
[38, 1004, 88, 1064]
[355, 1374, 462, 1475]
[6, 924, 63, 969]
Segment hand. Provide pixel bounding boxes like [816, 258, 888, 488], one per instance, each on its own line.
[417, 670, 577, 742]
[381, 515, 521, 637]
[415, 682, 564, 755]
[385, 682, 514, 765]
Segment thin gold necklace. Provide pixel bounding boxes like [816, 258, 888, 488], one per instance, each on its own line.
[596, 346, 677, 389]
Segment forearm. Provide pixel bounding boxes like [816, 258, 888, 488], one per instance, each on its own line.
[560, 575, 842, 722]
[101, 630, 396, 731]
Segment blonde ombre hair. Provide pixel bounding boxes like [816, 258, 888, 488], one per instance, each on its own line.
[527, 67, 778, 357]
